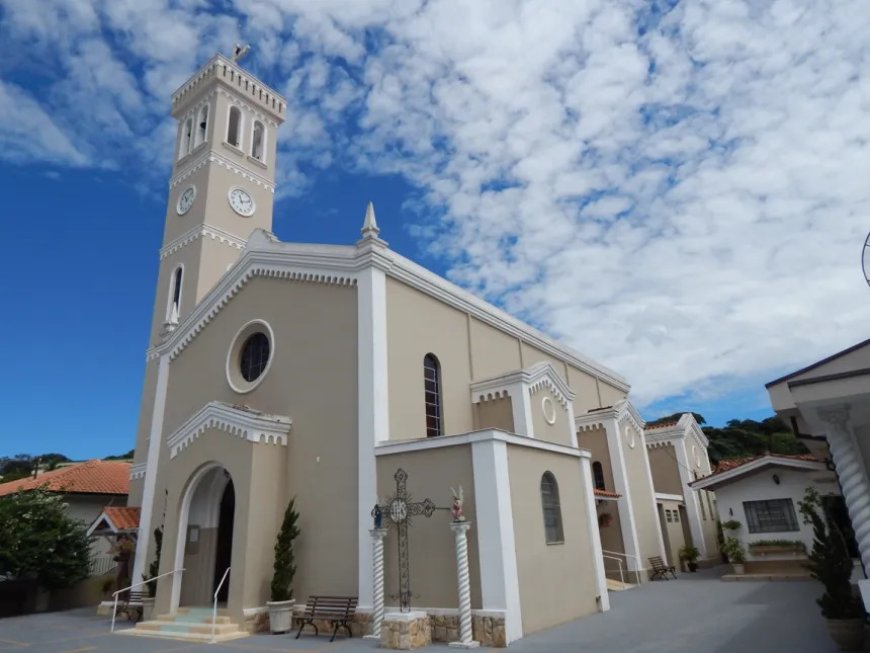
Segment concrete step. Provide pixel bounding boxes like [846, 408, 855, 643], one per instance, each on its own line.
[135, 620, 241, 635]
[115, 609, 248, 644]
[606, 578, 636, 591]
[155, 612, 231, 624]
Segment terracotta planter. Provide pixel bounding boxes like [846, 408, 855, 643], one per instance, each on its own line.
[267, 599, 295, 634]
[824, 617, 865, 651]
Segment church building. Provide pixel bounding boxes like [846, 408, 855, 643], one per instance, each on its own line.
[127, 53, 670, 647]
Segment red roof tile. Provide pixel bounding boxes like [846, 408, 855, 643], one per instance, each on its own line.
[645, 420, 680, 430]
[700, 453, 822, 483]
[0, 460, 130, 497]
[594, 488, 621, 498]
[104, 506, 140, 531]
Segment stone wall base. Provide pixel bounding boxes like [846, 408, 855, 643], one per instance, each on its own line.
[381, 611, 431, 650]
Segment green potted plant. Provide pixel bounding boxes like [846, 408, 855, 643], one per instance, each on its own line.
[799, 488, 864, 651]
[721, 537, 746, 574]
[722, 519, 741, 531]
[678, 545, 700, 572]
[268, 498, 300, 634]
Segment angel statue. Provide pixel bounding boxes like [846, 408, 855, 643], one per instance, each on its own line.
[450, 486, 465, 522]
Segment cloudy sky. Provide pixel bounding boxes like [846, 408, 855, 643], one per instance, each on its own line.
[1, 0, 868, 456]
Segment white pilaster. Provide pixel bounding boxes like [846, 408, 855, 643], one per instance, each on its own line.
[603, 418, 642, 573]
[673, 441, 707, 558]
[579, 453, 610, 611]
[132, 354, 170, 587]
[357, 257, 389, 609]
[470, 439, 523, 644]
[819, 406, 870, 572]
[449, 521, 479, 649]
[365, 528, 389, 640]
[639, 429, 668, 561]
[509, 382, 534, 437]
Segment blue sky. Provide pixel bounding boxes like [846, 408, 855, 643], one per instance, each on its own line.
[1, 1, 868, 460]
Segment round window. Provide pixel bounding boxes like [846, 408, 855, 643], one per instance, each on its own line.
[240, 332, 270, 382]
[226, 320, 274, 394]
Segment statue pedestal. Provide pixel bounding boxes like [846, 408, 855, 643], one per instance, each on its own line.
[380, 611, 431, 650]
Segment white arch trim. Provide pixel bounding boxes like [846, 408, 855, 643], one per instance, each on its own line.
[166, 400, 291, 459]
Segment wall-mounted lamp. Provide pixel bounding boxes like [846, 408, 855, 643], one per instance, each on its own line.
[772, 473, 781, 485]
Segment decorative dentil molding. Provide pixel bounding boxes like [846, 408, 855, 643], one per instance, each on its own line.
[160, 224, 247, 260]
[218, 88, 279, 128]
[169, 148, 275, 192]
[166, 400, 292, 459]
[130, 462, 147, 480]
[470, 362, 575, 408]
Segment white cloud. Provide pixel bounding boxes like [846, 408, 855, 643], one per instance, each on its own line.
[3, 0, 870, 412]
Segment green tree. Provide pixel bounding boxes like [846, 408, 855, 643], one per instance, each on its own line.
[270, 498, 301, 602]
[0, 489, 91, 589]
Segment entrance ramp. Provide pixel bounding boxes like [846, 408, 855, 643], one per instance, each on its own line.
[606, 578, 636, 591]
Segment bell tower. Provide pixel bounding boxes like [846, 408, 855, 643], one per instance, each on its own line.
[148, 52, 286, 345]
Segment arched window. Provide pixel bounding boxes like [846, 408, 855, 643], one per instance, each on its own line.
[227, 106, 241, 147]
[251, 121, 264, 161]
[179, 118, 193, 159]
[423, 353, 443, 437]
[592, 461, 606, 491]
[167, 266, 183, 322]
[540, 472, 564, 543]
[195, 105, 209, 147]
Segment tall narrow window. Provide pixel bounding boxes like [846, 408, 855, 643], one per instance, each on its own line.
[540, 472, 564, 543]
[592, 461, 606, 491]
[167, 266, 182, 322]
[423, 353, 443, 437]
[195, 105, 209, 147]
[251, 121, 264, 160]
[227, 106, 241, 147]
[179, 118, 193, 159]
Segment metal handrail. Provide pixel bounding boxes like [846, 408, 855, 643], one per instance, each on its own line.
[111, 568, 185, 633]
[601, 549, 643, 567]
[602, 554, 625, 585]
[211, 567, 231, 643]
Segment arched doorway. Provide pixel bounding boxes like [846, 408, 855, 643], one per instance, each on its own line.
[171, 464, 235, 610]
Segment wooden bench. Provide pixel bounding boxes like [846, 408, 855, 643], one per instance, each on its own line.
[116, 590, 146, 621]
[649, 556, 677, 581]
[295, 595, 358, 642]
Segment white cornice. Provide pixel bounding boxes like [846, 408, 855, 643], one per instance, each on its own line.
[470, 362, 575, 408]
[130, 463, 147, 480]
[160, 224, 247, 260]
[217, 88, 279, 128]
[614, 399, 645, 434]
[655, 492, 684, 502]
[375, 428, 589, 459]
[169, 149, 275, 192]
[644, 413, 709, 449]
[166, 400, 292, 459]
[690, 456, 826, 491]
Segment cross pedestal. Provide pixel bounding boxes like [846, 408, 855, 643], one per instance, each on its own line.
[381, 610, 431, 650]
[364, 528, 389, 641]
[448, 521, 479, 649]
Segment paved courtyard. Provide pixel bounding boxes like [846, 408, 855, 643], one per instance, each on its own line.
[0, 569, 851, 653]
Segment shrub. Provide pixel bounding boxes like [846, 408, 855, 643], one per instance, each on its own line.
[270, 498, 301, 602]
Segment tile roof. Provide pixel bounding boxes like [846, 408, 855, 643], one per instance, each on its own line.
[695, 453, 823, 485]
[594, 488, 622, 498]
[104, 506, 140, 531]
[0, 460, 130, 497]
[645, 420, 679, 431]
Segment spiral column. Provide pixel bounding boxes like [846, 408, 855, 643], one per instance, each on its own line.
[819, 406, 870, 572]
[449, 521, 479, 649]
[365, 528, 389, 640]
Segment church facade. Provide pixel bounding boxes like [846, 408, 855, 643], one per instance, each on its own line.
[129, 54, 681, 645]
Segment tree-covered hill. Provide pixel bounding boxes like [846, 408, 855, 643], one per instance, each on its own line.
[648, 413, 810, 465]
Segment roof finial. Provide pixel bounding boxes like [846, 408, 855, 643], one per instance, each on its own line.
[361, 201, 380, 238]
[232, 43, 251, 63]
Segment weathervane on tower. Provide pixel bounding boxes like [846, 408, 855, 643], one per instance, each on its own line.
[231, 43, 251, 63]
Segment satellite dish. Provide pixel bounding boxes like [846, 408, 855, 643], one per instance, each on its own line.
[863, 231, 870, 287]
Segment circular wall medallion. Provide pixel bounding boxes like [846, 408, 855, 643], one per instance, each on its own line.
[626, 428, 636, 449]
[541, 396, 557, 425]
[226, 320, 274, 394]
[176, 185, 196, 215]
[228, 186, 256, 216]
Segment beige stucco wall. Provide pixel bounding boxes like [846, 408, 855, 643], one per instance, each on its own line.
[597, 381, 628, 408]
[148, 276, 358, 622]
[507, 446, 599, 634]
[468, 317, 522, 380]
[474, 396, 514, 432]
[566, 367, 604, 415]
[65, 494, 126, 527]
[530, 387, 572, 446]
[597, 501, 626, 578]
[131, 360, 159, 488]
[376, 446, 480, 610]
[579, 426, 616, 492]
[621, 426, 663, 565]
[647, 445, 682, 496]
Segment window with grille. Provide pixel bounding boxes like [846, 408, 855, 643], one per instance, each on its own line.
[423, 354, 443, 437]
[540, 472, 564, 544]
[240, 332, 270, 382]
[592, 461, 606, 491]
[743, 499, 799, 533]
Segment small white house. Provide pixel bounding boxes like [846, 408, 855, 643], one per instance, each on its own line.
[690, 454, 835, 572]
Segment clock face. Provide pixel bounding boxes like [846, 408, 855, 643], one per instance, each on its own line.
[228, 187, 256, 217]
[389, 499, 408, 523]
[176, 185, 196, 215]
